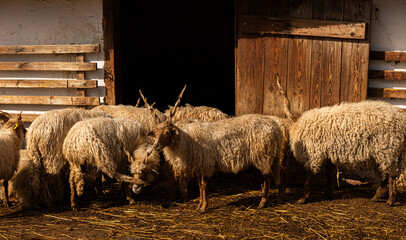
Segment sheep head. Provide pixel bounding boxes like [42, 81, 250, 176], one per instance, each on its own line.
[2, 111, 26, 138]
[129, 145, 161, 194]
[148, 84, 186, 152]
[150, 121, 179, 152]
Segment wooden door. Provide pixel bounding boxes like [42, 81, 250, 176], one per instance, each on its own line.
[235, 0, 371, 118]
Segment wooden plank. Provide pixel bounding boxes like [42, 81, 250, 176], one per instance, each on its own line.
[9, 113, 40, 123]
[0, 44, 99, 55]
[0, 96, 99, 105]
[321, 0, 342, 107]
[287, 0, 313, 119]
[240, 15, 366, 39]
[76, 54, 86, 98]
[235, 0, 267, 116]
[262, 0, 290, 117]
[0, 79, 97, 88]
[368, 88, 406, 99]
[308, 0, 325, 110]
[369, 70, 406, 81]
[340, 0, 371, 102]
[370, 51, 406, 62]
[263, 35, 289, 117]
[0, 62, 96, 71]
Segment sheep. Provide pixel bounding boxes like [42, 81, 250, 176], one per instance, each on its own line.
[0, 113, 26, 207]
[164, 103, 229, 123]
[146, 86, 287, 213]
[289, 100, 406, 206]
[91, 104, 167, 132]
[0, 110, 11, 126]
[62, 117, 160, 210]
[20, 107, 112, 208]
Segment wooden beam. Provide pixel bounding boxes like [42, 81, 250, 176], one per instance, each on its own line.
[0, 79, 97, 88]
[0, 44, 99, 55]
[0, 62, 97, 71]
[9, 113, 40, 123]
[0, 96, 100, 105]
[370, 51, 406, 62]
[240, 16, 366, 39]
[369, 70, 406, 81]
[368, 88, 406, 99]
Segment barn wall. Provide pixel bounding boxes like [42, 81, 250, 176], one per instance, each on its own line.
[369, 0, 406, 107]
[0, 0, 105, 116]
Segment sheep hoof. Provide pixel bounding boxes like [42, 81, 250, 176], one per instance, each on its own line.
[386, 200, 394, 207]
[128, 199, 136, 205]
[296, 198, 307, 204]
[370, 197, 380, 202]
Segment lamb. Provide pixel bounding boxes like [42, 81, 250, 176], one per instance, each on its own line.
[289, 100, 406, 206]
[147, 87, 287, 213]
[62, 117, 160, 210]
[0, 113, 26, 207]
[20, 107, 112, 208]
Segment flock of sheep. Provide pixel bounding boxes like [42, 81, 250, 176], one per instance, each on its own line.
[0, 77, 405, 213]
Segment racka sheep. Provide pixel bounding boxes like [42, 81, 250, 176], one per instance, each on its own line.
[0, 113, 26, 207]
[19, 108, 111, 208]
[164, 103, 228, 123]
[148, 86, 287, 213]
[289, 100, 406, 206]
[62, 117, 160, 210]
[91, 104, 166, 132]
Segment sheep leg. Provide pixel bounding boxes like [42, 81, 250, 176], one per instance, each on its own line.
[178, 176, 188, 202]
[3, 180, 9, 207]
[387, 176, 396, 206]
[258, 174, 271, 208]
[297, 171, 313, 204]
[123, 182, 136, 205]
[94, 172, 103, 196]
[196, 175, 208, 213]
[69, 171, 78, 211]
[325, 161, 334, 199]
[371, 177, 388, 202]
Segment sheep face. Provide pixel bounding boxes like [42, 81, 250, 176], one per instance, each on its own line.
[2, 116, 27, 139]
[151, 122, 179, 152]
[131, 162, 159, 194]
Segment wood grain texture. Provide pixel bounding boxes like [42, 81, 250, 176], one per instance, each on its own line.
[0, 96, 99, 106]
[0, 79, 97, 88]
[0, 44, 99, 54]
[0, 62, 96, 71]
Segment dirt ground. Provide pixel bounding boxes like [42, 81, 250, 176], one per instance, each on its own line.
[0, 171, 405, 240]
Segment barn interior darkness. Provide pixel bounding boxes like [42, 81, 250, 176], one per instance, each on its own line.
[119, 1, 235, 115]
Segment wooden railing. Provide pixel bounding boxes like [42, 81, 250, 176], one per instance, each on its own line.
[0, 44, 101, 122]
[368, 51, 406, 99]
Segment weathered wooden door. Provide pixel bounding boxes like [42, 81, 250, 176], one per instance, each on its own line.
[235, 0, 371, 118]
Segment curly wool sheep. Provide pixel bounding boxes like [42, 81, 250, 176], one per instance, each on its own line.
[21, 108, 111, 208]
[62, 117, 160, 210]
[149, 113, 287, 213]
[289, 100, 406, 206]
[0, 113, 26, 207]
[91, 104, 167, 132]
[164, 103, 229, 123]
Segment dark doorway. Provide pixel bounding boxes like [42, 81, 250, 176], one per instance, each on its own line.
[119, 1, 235, 115]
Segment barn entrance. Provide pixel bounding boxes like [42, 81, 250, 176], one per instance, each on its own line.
[118, 1, 235, 115]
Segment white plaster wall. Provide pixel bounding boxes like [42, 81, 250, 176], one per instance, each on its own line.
[369, 0, 406, 107]
[0, 0, 105, 116]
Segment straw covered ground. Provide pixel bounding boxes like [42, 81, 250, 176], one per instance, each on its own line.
[0, 170, 405, 240]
